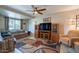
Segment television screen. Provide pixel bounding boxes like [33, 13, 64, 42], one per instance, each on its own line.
[40, 23, 51, 31]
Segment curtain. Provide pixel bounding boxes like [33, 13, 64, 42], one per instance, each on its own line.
[5, 16, 9, 31]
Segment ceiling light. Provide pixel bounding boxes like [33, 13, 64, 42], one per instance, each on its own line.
[34, 11, 38, 14]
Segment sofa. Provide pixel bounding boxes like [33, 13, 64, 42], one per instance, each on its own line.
[11, 30, 28, 40]
[60, 30, 79, 47]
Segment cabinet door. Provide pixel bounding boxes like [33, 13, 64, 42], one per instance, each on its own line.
[40, 33, 50, 40]
[52, 24, 59, 33]
[44, 33, 49, 39]
[40, 33, 43, 38]
[51, 33, 59, 43]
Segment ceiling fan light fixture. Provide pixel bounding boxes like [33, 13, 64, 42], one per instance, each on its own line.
[34, 11, 38, 14]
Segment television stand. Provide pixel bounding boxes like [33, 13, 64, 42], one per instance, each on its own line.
[35, 23, 59, 43]
[40, 31, 51, 40]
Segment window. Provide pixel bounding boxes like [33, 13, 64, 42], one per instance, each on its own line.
[77, 19, 79, 29]
[9, 18, 21, 30]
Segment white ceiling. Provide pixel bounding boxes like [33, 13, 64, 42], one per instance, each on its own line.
[7, 5, 79, 13]
[1, 5, 79, 18]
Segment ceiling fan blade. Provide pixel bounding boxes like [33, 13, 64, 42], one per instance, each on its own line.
[38, 8, 46, 11]
[37, 11, 43, 15]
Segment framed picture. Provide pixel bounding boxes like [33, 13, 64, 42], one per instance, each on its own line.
[43, 16, 51, 23]
[75, 15, 79, 29]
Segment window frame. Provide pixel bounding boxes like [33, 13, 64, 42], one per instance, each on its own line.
[9, 17, 21, 31]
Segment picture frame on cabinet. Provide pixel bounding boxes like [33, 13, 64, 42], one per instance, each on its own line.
[43, 16, 51, 23]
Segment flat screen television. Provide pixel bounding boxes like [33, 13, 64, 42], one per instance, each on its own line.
[39, 23, 51, 31]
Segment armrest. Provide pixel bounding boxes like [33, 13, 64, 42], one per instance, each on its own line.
[69, 37, 79, 47]
[60, 34, 69, 40]
[61, 35, 68, 37]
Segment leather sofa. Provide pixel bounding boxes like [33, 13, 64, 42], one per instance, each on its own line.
[60, 30, 79, 47]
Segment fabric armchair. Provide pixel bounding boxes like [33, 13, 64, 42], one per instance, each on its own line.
[60, 30, 79, 47]
[0, 32, 16, 53]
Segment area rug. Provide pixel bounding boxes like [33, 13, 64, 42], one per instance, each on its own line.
[18, 44, 37, 53]
[16, 41, 26, 48]
[18, 44, 59, 53]
[16, 38, 60, 53]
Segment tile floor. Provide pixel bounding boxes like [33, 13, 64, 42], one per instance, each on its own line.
[60, 44, 75, 53]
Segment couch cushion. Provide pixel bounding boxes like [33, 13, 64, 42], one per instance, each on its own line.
[60, 36, 69, 46]
[68, 30, 79, 38]
[1, 32, 11, 38]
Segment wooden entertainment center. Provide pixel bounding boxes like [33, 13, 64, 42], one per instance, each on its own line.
[35, 23, 59, 43]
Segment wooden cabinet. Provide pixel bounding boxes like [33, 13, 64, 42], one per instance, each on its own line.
[51, 32, 59, 43]
[51, 24, 59, 33]
[35, 25, 40, 38]
[40, 31, 51, 40]
[51, 24, 59, 43]
[35, 23, 59, 43]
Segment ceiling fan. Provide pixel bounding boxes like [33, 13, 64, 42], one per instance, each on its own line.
[26, 5, 46, 15]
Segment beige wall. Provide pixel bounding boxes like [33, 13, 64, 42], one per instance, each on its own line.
[51, 9, 79, 35]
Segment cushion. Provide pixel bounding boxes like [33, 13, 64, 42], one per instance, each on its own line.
[1, 32, 11, 38]
[68, 30, 79, 38]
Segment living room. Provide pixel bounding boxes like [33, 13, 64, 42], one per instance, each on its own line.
[0, 5, 79, 53]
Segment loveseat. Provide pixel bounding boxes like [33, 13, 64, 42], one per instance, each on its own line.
[60, 30, 79, 47]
